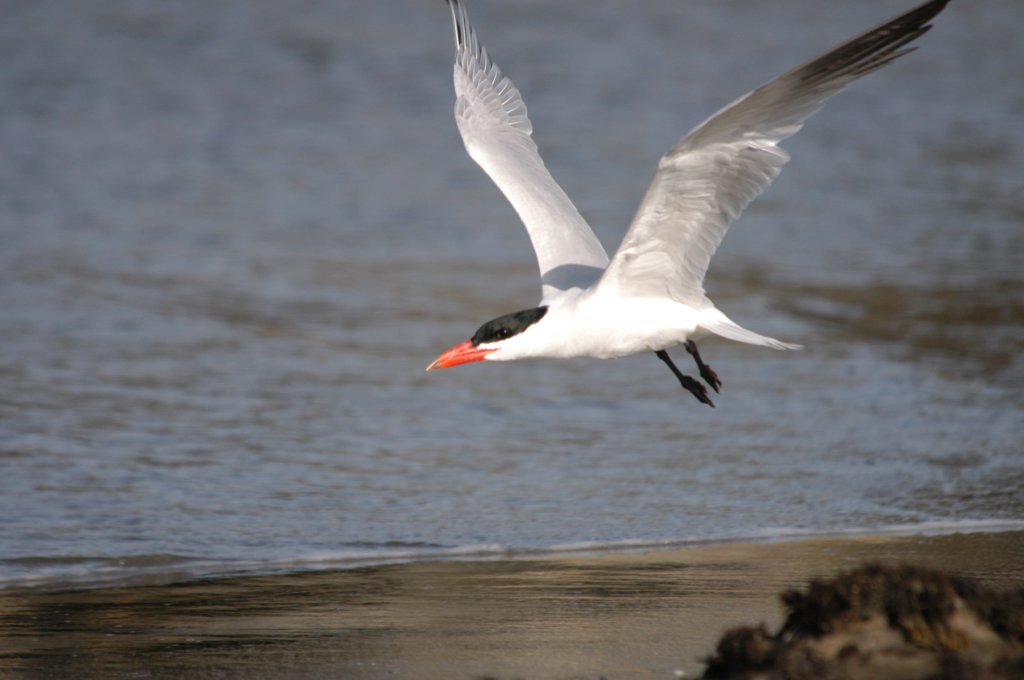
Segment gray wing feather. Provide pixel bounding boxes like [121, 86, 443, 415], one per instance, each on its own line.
[600, 0, 949, 302]
[447, 0, 610, 302]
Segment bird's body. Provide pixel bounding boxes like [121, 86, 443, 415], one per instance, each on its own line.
[475, 287, 783, 363]
[428, 0, 951, 406]
[487, 290, 697, 362]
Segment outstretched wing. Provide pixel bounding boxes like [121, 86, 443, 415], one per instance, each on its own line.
[447, 0, 610, 303]
[598, 0, 950, 302]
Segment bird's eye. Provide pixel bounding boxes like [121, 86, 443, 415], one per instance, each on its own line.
[496, 328, 511, 339]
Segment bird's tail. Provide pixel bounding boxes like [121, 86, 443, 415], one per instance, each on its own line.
[697, 309, 801, 350]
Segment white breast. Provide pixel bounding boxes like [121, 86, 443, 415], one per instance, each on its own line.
[533, 290, 702, 360]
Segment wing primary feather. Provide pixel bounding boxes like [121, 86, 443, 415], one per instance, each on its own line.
[446, 0, 463, 49]
[794, 0, 948, 86]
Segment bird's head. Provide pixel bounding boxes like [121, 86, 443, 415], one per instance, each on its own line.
[427, 306, 549, 370]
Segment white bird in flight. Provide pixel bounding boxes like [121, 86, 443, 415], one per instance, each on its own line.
[427, 0, 950, 406]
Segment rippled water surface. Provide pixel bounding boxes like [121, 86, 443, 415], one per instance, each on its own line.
[2, 0, 1022, 588]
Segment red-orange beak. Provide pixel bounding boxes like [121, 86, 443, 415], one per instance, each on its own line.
[426, 339, 495, 371]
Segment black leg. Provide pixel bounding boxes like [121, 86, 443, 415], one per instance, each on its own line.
[684, 340, 722, 393]
[656, 350, 714, 407]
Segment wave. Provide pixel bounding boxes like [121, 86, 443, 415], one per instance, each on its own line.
[3, 518, 1022, 592]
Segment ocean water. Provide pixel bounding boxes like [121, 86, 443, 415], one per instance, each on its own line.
[1, 0, 1022, 589]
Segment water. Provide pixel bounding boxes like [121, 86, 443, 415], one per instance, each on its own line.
[1, 0, 1022, 590]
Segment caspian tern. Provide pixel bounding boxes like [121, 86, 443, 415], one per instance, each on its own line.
[427, 0, 950, 406]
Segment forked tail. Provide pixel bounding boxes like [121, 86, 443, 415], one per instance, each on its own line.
[697, 309, 801, 350]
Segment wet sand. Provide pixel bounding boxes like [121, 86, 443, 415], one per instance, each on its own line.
[2, 531, 1022, 679]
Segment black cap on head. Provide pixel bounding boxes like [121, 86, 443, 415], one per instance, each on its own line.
[471, 306, 548, 346]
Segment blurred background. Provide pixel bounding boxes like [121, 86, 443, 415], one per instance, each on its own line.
[1, 0, 1021, 588]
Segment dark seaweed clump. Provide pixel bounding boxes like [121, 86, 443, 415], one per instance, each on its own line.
[703, 563, 1024, 680]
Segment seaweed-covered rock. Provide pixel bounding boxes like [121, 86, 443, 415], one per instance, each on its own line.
[703, 563, 1024, 680]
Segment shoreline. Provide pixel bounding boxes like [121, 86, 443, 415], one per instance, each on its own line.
[4, 519, 1021, 594]
[2, 530, 1022, 679]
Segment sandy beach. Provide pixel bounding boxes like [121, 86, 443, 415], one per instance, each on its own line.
[1, 530, 1021, 679]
